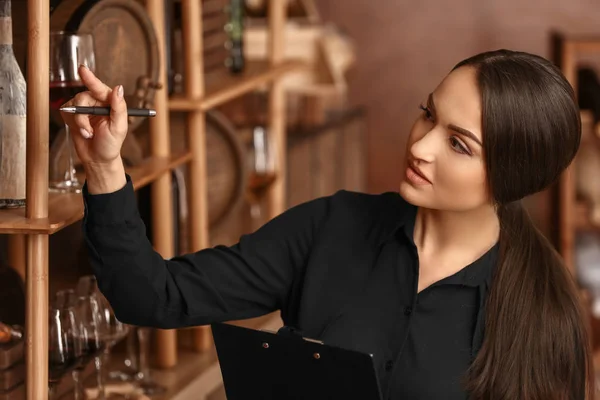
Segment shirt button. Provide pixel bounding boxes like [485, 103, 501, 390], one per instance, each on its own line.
[404, 306, 412, 316]
[385, 360, 394, 371]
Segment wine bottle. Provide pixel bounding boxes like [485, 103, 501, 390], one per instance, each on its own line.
[225, 0, 245, 74]
[0, 321, 23, 344]
[0, 0, 26, 209]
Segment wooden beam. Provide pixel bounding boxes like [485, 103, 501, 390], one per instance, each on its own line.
[181, 0, 212, 352]
[267, 0, 288, 219]
[146, 0, 178, 368]
[26, 0, 49, 397]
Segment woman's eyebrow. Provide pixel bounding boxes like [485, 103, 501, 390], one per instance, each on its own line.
[428, 93, 482, 146]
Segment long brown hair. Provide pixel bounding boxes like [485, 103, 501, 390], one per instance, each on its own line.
[453, 50, 594, 399]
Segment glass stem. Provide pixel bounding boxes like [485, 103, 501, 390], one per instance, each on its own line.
[126, 327, 138, 372]
[108, 328, 138, 382]
[94, 355, 106, 400]
[72, 370, 84, 400]
[102, 346, 112, 373]
[250, 202, 262, 231]
[137, 328, 151, 383]
[64, 123, 78, 185]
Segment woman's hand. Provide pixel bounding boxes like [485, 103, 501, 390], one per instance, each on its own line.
[60, 65, 128, 194]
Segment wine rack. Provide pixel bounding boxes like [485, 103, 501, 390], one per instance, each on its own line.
[13, 0, 302, 398]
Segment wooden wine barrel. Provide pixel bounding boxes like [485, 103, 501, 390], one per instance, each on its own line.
[12, 0, 160, 132]
[203, 110, 248, 228]
[134, 109, 248, 230]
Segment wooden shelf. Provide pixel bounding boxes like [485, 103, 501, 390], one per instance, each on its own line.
[17, 0, 293, 394]
[169, 60, 305, 112]
[0, 151, 192, 235]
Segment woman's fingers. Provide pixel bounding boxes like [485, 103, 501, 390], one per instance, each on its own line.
[109, 84, 127, 136]
[73, 114, 94, 139]
[78, 64, 113, 102]
[60, 91, 99, 139]
[59, 68, 127, 142]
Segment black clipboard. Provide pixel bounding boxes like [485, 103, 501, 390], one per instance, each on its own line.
[211, 322, 383, 400]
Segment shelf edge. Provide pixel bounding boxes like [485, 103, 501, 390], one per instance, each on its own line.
[0, 152, 193, 235]
[168, 61, 306, 112]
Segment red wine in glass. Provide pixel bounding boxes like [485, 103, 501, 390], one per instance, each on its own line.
[247, 172, 277, 203]
[50, 82, 86, 112]
[80, 337, 105, 362]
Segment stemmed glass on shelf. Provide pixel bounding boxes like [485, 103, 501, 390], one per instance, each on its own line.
[48, 291, 82, 399]
[245, 91, 278, 231]
[53, 289, 89, 400]
[48, 31, 96, 193]
[77, 275, 167, 396]
[75, 276, 110, 400]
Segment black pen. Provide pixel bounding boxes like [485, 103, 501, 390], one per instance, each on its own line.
[59, 106, 157, 117]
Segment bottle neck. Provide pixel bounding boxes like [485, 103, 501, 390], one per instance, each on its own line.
[0, 0, 12, 46]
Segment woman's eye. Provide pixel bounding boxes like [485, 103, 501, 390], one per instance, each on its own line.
[419, 104, 433, 121]
[449, 136, 470, 155]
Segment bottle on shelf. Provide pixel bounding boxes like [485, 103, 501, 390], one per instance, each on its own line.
[225, 0, 245, 74]
[0, 0, 26, 209]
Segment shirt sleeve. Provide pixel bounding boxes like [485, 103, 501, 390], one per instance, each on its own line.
[82, 174, 329, 329]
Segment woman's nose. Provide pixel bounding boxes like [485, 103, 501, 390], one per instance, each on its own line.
[409, 129, 438, 163]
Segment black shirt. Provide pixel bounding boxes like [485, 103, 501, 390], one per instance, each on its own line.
[82, 175, 499, 400]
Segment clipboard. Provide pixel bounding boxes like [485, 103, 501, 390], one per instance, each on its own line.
[211, 322, 383, 400]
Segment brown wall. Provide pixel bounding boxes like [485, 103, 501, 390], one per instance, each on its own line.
[316, 0, 600, 236]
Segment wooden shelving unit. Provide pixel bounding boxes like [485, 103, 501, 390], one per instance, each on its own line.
[18, 0, 300, 398]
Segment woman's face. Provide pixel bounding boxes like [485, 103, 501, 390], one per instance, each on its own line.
[399, 66, 492, 212]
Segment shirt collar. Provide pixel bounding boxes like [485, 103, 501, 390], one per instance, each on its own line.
[452, 242, 499, 288]
[376, 194, 418, 248]
[379, 195, 499, 289]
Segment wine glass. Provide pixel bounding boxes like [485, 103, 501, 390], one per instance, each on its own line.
[135, 327, 166, 396]
[96, 289, 130, 377]
[48, 299, 80, 399]
[54, 290, 86, 400]
[74, 287, 109, 400]
[78, 275, 140, 385]
[49, 31, 96, 193]
[245, 90, 277, 230]
[246, 125, 278, 230]
[108, 329, 139, 382]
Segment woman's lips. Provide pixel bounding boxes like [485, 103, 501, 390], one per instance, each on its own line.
[406, 165, 431, 185]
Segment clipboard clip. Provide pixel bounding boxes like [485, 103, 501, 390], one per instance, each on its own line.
[260, 325, 325, 345]
[276, 325, 304, 339]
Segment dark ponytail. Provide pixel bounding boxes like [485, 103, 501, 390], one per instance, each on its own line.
[466, 202, 593, 399]
[453, 50, 595, 399]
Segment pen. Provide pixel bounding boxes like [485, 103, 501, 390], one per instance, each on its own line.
[59, 106, 157, 117]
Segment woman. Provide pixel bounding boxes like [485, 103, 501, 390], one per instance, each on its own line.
[63, 49, 594, 399]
